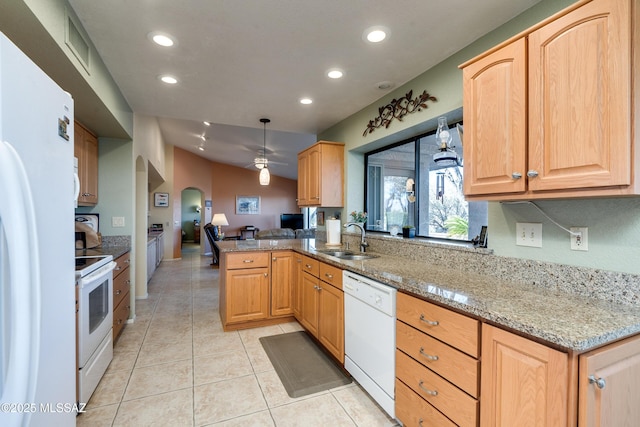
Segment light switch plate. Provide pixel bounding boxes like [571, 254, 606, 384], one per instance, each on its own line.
[112, 216, 125, 228]
[516, 222, 542, 247]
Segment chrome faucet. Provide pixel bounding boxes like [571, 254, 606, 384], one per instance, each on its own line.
[344, 222, 369, 252]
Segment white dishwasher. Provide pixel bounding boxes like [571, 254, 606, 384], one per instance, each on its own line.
[343, 271, 397, 418]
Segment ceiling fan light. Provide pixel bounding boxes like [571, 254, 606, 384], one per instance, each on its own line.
[259, 167, 270, 185]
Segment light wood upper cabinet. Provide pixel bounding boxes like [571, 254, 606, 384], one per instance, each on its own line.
[461, 0, 638, 200]
[578, 334, 640, 426]
[481, 324, 570, 427]
[74, 121, 98, 205]
[297, 141, 344, 207]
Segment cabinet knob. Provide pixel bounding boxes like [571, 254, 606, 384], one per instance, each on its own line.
[305, 264, 312, 269]
[273, 257, 277, 261]
[588, 375, 606, 389]
[512, 172, 522, 179]
[115, 290, 121, 295]
[264, 273, 268, 277]
[125, 259, 130, 264]
[325, 273, 333, 279]
[527, 170, 539, 178]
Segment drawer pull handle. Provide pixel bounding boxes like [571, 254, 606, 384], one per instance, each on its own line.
[126, 280, 131, 285]
[125, 259, 130, 264]
[115, 290, 121, 295]
[418, 419, 424, 427]
[243, 259, 254, 263]
[418, 381, 438, 396]
[325, 273, 333, 279]
[115, 266, 121, 271]
[305, 264, 312, 269]
[419, 314, 439, 326]
[419, 347, 439, 361]
[588, 375, 606, 389]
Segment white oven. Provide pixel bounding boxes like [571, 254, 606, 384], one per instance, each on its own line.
[75, 255, 116, 403]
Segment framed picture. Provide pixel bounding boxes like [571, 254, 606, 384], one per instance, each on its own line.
[236, 195, 260, 215]
[154, 192, 169, 207]
[317, 211, 325, 226]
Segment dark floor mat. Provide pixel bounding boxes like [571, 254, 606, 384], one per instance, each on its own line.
[259, 331, 352, 398]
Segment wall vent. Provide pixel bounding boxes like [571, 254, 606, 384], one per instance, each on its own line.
[65, 10, 90, 73]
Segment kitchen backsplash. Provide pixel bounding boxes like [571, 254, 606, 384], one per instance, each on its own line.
[100, 235, 131, 248]
[332, 231, 640, 307]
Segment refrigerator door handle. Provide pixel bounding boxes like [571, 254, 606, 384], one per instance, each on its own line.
[0, 140, 41, 426]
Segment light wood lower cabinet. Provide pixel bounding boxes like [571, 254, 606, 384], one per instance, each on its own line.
[220, 250, 296, 330]
[578, 334, 640, 426]
[295, 255, 344, 363]
[112, 251, 131, 341]
[481, 323, 570, 427]
[292, 253, 303, 318]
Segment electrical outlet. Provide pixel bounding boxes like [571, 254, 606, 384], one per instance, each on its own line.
[112, 216, 125, 227]
[516, 222, 542, 247]
[570, 227, 588, 251]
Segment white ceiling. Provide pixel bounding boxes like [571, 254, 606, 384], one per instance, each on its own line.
[67, 0, 540, 180]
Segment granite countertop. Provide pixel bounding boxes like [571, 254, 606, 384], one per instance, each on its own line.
[216, 239, 640, 353]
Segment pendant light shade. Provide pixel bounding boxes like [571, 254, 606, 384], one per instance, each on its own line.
[259, 166, 270, 185]
[259, 118, 271, 186]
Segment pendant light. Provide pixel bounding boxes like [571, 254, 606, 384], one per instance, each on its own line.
[259, 118, 271, 186]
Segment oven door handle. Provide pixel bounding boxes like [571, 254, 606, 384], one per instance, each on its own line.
[78, 261, 117, 287]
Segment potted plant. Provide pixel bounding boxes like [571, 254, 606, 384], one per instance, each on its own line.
[350, 211, 368, 224]
[402, 225, 416, 238]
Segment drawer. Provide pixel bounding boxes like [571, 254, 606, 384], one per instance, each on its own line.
[301, 256, 319, 277]
[397, 320, 479, 398]
[319, 262, 342, 289]
[395, 379, 457, 427]
[396, 350, 478, 427]
[113, 293, 130, 341]
[113, 268, 131, 309]
[113, 252, 130, 278]
[397, 292, 479, 357]
[226, 252, 270, 269]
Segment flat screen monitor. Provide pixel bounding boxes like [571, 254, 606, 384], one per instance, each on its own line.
[280, 213, 303, 230]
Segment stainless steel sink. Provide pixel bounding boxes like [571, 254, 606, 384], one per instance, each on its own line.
[318, 249, 378, 260]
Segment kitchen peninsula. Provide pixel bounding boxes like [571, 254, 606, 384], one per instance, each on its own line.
[216, 235, 640, 425]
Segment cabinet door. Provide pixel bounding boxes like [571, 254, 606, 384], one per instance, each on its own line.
[462, 38, 527, 196]
[307, 145, 321, 205]
[292, 254, 303, 318]
[528, 0, 631, 191]
[299, 272, 319, 336]
[297, 151, 309, 206]
[74, 122, 99, 205]
[318, 281, 344, 363]
[481, 324, 569, 427]
[271, 252, 294, 317]
[225, 268, 270, 324]
[578, 334, 640, 427]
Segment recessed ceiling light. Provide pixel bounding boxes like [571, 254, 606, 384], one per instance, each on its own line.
[203, 121, 210, 126]
[327, 69, 344, 79]
[363, 26, 389, 43]
[198, 145, 204, 151]
[148, 32, 176, 47]
[199, 135, 206, 141]
[159, 75, 178, 84]
[300, 98, 313, 105]
[376, 81, 394, 90]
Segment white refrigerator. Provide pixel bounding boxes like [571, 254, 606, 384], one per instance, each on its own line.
[0, 32, 76, 426]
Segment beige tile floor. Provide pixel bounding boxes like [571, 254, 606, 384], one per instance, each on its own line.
[77, 244, 398, 427]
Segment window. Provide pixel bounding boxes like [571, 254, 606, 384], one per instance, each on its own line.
[365, 120, 487, 241]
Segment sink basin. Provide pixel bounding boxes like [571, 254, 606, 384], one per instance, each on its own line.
[318, 249, 378, 260]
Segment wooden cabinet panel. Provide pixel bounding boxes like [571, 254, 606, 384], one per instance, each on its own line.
[113, 294, 130, 340]
[113, 251, 130, 341]
[299, 271, 320, 336]
[318, 280, 344, 363]
[396, 320, 479, 398]
[396, 350, 477, 427]
[292, 253, 303, 318]
[528, 0, 631, 192]
[74, 122, 98, 205]
[395, 379, 457, 427]
[271, 251, 294, 317]
[301, 255, 319, 277]
[297, 141, 344, 207]
[225, 268, 270, 324]
[396, 292, 479, 358]
[481, 323, 569, 427]
[319, 262, 342, 290]
[462, 37, 527, 196]
[113, 268, 130, 310]
[578, 334, 640, 426]
[226, 252, 270, 269]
